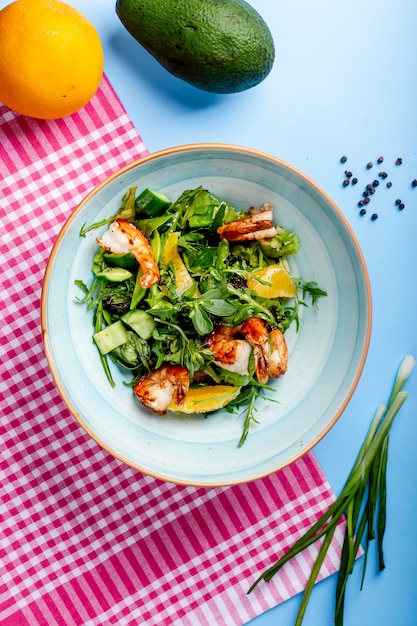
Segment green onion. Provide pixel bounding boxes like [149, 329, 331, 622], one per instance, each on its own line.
[247, 355, 415, 626]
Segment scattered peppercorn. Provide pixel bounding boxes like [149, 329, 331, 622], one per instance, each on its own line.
[338, 155, 412, 221]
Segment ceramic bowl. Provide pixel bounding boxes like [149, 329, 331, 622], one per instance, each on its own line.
[41, 144, 372, 486]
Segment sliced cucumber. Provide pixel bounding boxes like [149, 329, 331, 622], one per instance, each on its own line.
[135, 188, 172, 217]
[95, 267, 133, 282]
[93, 320, 128, 355]
[121, 310, 156, 340]
[103, 251, 138, 270]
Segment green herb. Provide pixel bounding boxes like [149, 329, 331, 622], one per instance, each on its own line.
[247, 355, 415, 625]
[294, 278, 328, 307]
[236, 386, 261, 447]
[79, 214, 116, 237]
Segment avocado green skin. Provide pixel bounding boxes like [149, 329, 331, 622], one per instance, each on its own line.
[115, 0, 275, 93]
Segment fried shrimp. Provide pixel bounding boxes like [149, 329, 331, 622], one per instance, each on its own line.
[133, 365, 190, 415]
[97, 218, 160, 289]
[269, 329, 288, 378]
[206, 324, 253, 377]
[239, 317, 271, 384]
[217, 203, 278, 242]
[207, 317, 272, 384]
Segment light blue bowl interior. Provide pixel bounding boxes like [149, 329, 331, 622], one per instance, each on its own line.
[43, 145, 371, 486]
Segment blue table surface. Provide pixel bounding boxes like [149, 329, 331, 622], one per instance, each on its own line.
[5, 1, 416, 624]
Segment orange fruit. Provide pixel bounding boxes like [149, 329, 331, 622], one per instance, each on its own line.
[162, 231, 195, 294]
[168, 385, 241, 414]
[247, 264, 297, 299]
[0, 0, 104, 119]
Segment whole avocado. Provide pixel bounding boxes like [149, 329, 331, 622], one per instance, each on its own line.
[115, 0, 275, 93]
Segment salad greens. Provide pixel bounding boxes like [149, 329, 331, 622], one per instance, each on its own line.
[76, 185, 326, 445]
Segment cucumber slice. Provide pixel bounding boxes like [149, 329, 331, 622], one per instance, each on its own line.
[103, 251, 138, 270]
[95, 267, 133, 282]
[93, 320, 127, 355]
[135, 188, 172, 217]
[121, 310, 156, 340]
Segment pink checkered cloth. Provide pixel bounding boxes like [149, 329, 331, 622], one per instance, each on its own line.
[0, 75, 344, 626]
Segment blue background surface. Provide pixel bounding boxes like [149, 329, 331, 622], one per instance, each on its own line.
[6, 0, 415, 624]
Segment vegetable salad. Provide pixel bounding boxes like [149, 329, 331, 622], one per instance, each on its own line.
[76, 186, 326, 445]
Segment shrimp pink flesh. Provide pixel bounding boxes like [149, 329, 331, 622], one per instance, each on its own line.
[133, 365, 190, 415]
[207, 324, 252, 377]
[269, 329, 288, 378]
[239, 317, 271, 385]
[217, 204, 278, 242]
[207, 317, 285, 385]
[97, 218, 160, 289]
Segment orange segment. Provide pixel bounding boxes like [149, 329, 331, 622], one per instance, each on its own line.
[247, 264, 297, 299]
[168, 385, 241, 414]
[162, 231, 195, 293]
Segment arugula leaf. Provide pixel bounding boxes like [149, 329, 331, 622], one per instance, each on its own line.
[295, 279, 328, 306]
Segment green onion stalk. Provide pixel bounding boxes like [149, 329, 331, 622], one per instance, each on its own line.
[247, 355, 415, 626]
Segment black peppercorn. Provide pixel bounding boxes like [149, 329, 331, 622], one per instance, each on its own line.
[395, 158, 403, 165]
[352, 177, 358, 185]
[399, 202, 405, 210]
[395, 199, 402, 205]
[377, 156, 384, 164]
[369, 188, 375, 195]
[364, 197, 370, 204]
[372, 180, 379, 188]
[387, 181, 392, 188]
[343, 179, 350, 187]
[412, 179, 417, 187]
[367, 162, 373, 169]
[340, 156, 347, 163]
[345, 170, 352, 178]
[359, 208, 367, 215]
[363, 190, 369, 197]
[366, 183, 373, 191]
[379, 171, 388, 179]
[358, 200, 365, 207]
[371, 213, 378, 220]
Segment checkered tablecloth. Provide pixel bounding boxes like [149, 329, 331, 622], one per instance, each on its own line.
[0, 75, 345, 626]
